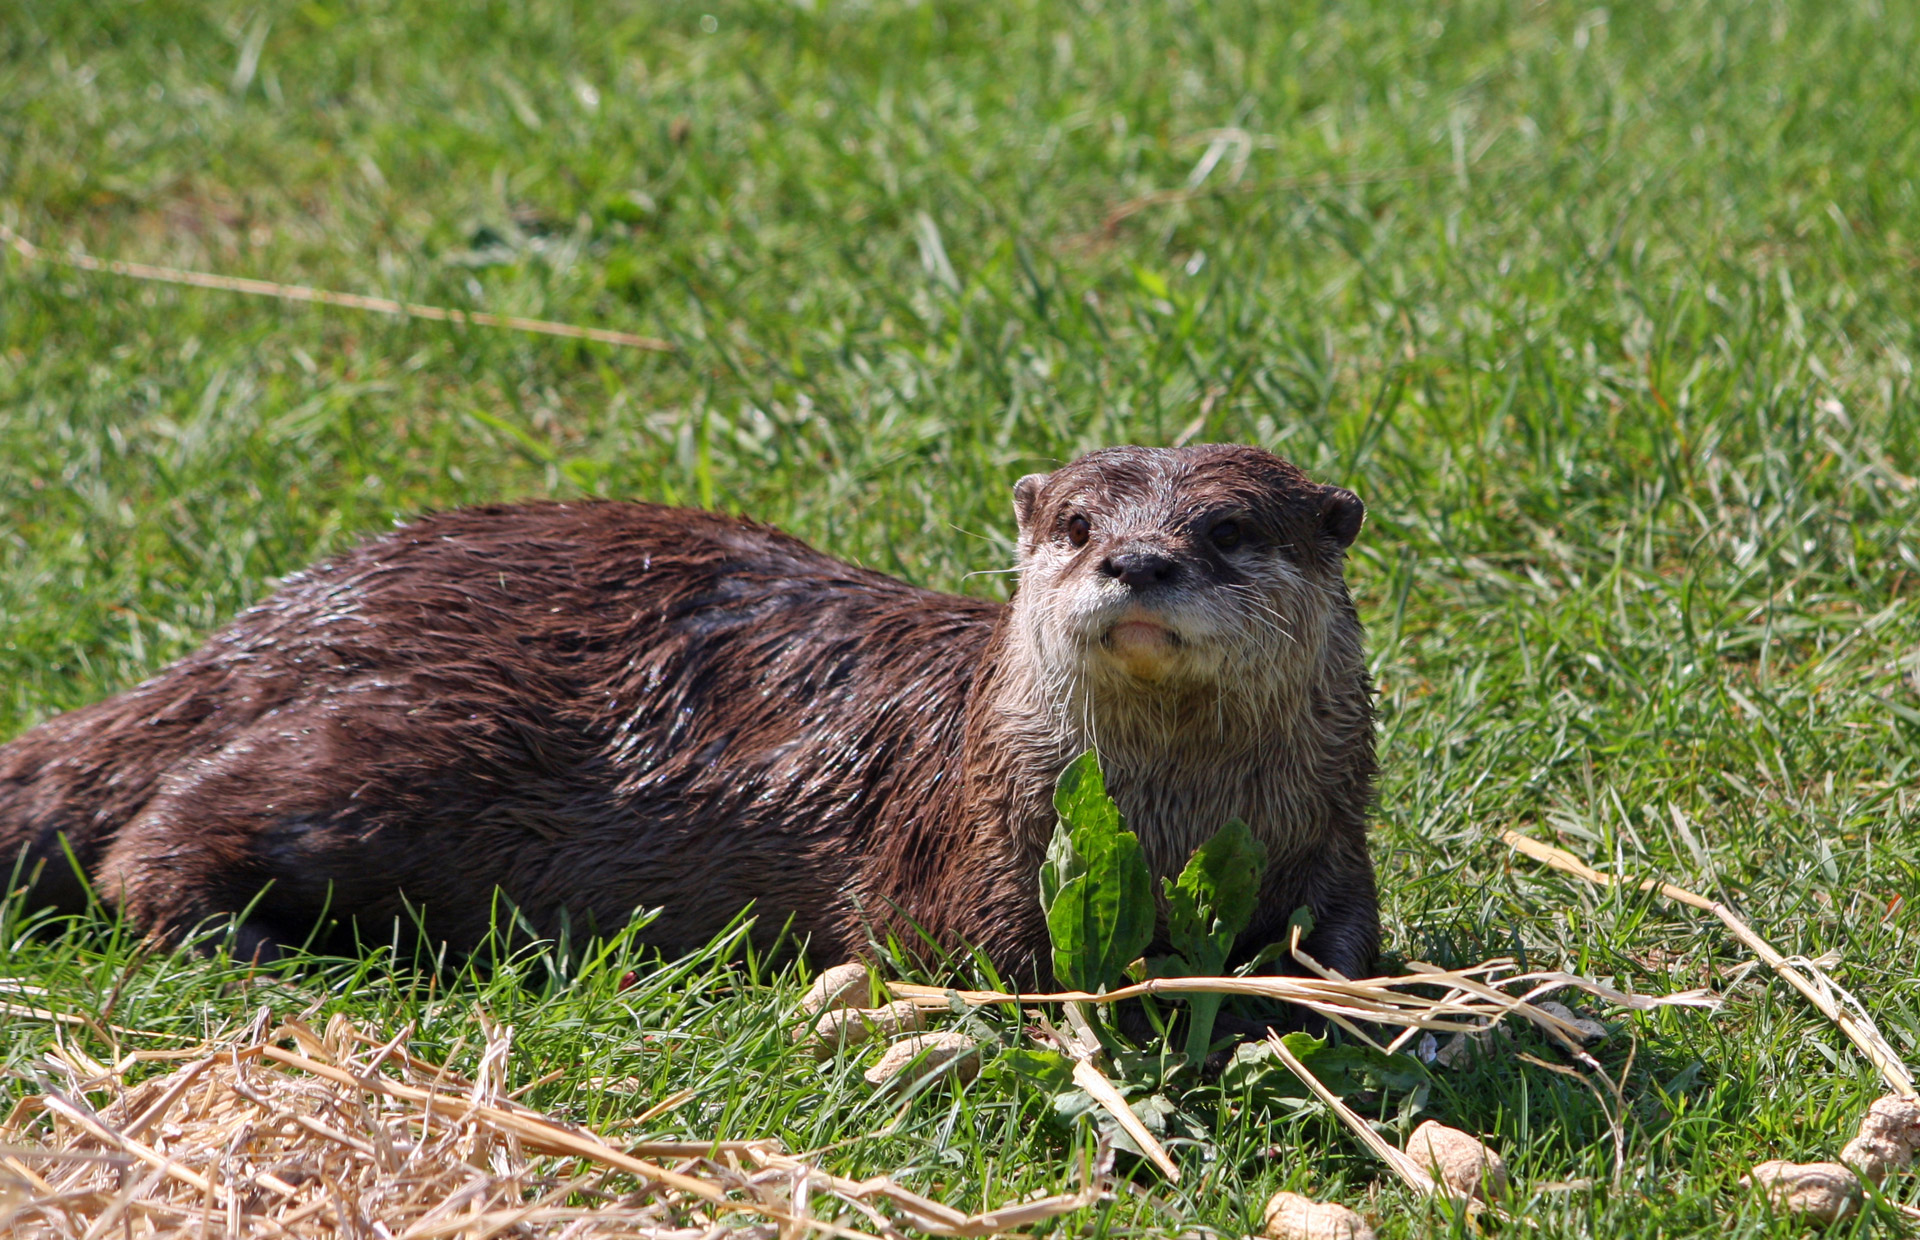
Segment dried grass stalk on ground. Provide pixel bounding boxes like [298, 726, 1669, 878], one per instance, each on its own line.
[1504, 830, 1917, 1098]
[0, 1015, 1093, 1239]
[889, 956, 1712, 1055]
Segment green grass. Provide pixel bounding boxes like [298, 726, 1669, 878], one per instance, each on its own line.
[5, 0, 1920, 1234]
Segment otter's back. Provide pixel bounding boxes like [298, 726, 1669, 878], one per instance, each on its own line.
[2, 502, 1003, 953]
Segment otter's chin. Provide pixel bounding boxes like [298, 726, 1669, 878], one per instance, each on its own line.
[1098, 618, 1182, 681]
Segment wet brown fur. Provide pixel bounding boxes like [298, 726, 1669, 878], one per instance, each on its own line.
[0, 445, 1379, 983]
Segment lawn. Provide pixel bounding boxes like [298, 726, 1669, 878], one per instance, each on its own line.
[4, 0, 1920, 1234]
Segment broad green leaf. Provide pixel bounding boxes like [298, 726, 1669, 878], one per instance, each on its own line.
[1283, 1031, 1426, 1093]
[1162, 819, 1269, 1057]
[1219, 1041, 1314, 1107]
[1222, 1035, 1428, 1106]
[1165, 818, 1268, 977]
[1039, 817, 1077, 916]
[1141, 954, 1193, 981]
[998, 1047, 1075, 1090]
[1050, 1088, 1100, 1127]
[1047, 837, 1155, 993]
[1112, 1049, 1187, 1092]
[1050, 1087, 1210, 1165]
[1043, 752, 1155, 993]
[1052, 750, 1121, 837]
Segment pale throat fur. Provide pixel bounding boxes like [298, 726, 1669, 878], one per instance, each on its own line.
[988, 446, 1373, 883]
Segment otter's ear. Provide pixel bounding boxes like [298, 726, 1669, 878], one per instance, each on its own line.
[1318, 487, 1365, 549]
[1012, 473, 1049, 531]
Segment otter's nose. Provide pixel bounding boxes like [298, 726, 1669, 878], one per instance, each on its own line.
[1099, 549, 1181, 589]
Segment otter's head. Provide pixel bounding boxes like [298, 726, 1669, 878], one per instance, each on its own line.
[1007, 444, 1365, 749]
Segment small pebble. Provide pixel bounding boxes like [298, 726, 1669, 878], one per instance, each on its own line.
[796, 1000, 926, 1059]
[1534, 1000, 1607, 1044]
[1434, 1025, 1511, 1070]
[1262, 1190, 1375, 1240]
[1839, 1135, 1908, 1184]
[1858, 1095, 1920, 1153]
[863, 1032, 981, 1086]
[798, 963, 871, 1016]
[1744, 1160, 1861, 1225]
[1406, 1120, 1508, 1199]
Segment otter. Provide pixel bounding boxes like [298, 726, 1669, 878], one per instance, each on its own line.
[0, 444, 1378, 984]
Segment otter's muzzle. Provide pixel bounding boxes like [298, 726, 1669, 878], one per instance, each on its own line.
[1097, 546, 1181, 590]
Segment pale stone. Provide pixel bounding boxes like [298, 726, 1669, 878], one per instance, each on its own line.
[1839, 1135, 1908, 1184]
[1434, 1024, 1511, 1069]
[1859, 1095, 1920, 1153]
[798, 963, 871, 1016]
[1744, 1160, 1862, 1226]
[1407, 1120, 1508, 1198]
[863, 1032, 981, 1086]
[1534, 1000, 1607, 1043]
[1261, 1191, 1375, 1240]
[796, 1000, 926, 1059]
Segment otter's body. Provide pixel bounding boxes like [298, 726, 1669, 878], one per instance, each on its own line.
[0, 446, 1380, 983]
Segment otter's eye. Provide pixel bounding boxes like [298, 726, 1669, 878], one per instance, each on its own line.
[1065, 515, 1091, 548]
[1209, 520, 1242, 551]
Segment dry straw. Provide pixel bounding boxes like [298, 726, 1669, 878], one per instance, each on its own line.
[0, 222, 675, 354]
[889, 960, 1715, 1053]
[1503, 829, 1917, 1098]
[890, 940, 1717, 1196]
[0, 1015, 1096, 1238]
[1262, 1034, 1465, 1207]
